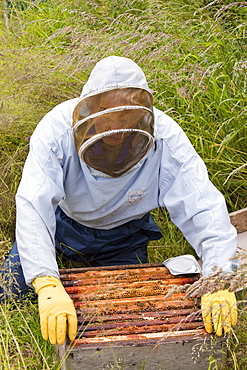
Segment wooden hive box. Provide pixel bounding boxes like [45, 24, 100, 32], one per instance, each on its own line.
[58, 263, 225, 370]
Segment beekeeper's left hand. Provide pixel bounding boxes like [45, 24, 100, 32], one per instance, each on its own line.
[201, 289, 237, 336]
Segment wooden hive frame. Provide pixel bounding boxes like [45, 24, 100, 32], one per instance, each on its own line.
[58, 263, 225, 370]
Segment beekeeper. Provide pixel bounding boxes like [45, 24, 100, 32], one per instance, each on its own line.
[0, 55, 238, 345]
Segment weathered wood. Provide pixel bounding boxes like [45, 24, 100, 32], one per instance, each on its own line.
[230, 208, 247, 234]
[65, 335, 226, 370]
[60, 264, 226, 370]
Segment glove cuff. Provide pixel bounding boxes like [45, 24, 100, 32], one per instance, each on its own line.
[32, 276, 62, 294]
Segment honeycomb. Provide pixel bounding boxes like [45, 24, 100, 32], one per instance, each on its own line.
[60, 263, 204, 347]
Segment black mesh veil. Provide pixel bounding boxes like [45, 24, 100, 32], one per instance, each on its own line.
[72, 87, 154, 177]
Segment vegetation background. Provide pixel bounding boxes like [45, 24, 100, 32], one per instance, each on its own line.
[0, 0, 246, 369]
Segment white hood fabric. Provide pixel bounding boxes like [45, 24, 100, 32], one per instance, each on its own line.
[15, 56, 238, 286]
[80, 56, 150, 97]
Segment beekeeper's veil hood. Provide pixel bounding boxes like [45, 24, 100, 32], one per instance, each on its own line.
[72, 56, 154, 177]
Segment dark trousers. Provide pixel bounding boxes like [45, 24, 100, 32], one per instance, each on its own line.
[0, 208, 162, 301]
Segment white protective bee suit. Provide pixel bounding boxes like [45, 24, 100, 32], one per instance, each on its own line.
[13, 55, 238, 289]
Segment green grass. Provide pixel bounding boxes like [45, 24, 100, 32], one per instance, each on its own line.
[0, 0, 247, 368]
[0, 299, 60, 369]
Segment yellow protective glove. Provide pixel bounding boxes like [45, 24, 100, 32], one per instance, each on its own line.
[32, 276, 77, 345]
[201, 289, 237, 336]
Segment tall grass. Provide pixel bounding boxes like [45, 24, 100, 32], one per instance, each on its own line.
[0, 299, 61, 369]
[0, 0, 246, 368]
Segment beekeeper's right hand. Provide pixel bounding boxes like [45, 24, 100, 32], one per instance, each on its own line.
[32, 276, 77, 345]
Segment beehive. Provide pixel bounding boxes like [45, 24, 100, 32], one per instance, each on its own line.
[59, 263, 225, 370]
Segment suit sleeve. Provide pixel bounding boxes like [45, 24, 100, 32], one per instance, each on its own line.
[158, 116, 238, 276]
[15, 117, 66, 286]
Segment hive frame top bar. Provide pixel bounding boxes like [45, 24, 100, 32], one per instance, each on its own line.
[59, 262, 165, 274]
